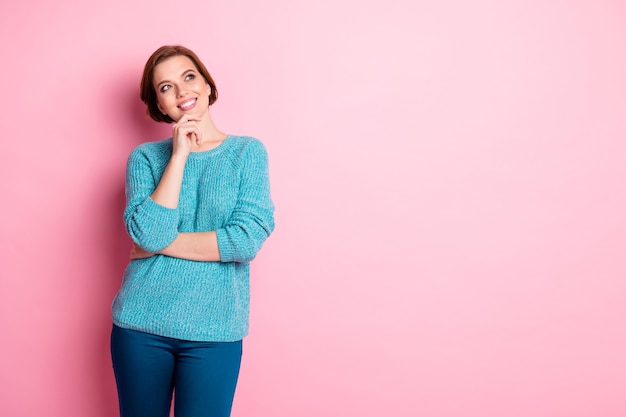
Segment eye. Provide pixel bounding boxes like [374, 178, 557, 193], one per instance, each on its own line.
[159, 84, 171, 93]
[185, 73, 196, 81]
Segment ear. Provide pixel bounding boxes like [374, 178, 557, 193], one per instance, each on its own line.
[205, 83, 212, 97]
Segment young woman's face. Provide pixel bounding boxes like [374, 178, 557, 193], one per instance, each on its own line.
[152, 55, 211, 122]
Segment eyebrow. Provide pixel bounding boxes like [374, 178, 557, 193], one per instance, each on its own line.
[156, 69, 196, 88]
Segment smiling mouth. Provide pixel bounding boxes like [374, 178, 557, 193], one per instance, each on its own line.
[178, 98, 197, 110]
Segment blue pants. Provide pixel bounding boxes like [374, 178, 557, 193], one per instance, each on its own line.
[111, 325, 242, 417]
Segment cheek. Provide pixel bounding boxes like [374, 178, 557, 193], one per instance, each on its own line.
[156, 97, 167, 114]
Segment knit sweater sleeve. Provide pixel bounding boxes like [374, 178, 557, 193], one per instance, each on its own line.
[123, 145, 180, 253]
[216, 139, 275, 262]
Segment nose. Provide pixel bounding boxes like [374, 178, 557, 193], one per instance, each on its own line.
[176, 86, 188, 98]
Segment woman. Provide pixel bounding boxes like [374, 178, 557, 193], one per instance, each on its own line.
[111, 45, 275, 417]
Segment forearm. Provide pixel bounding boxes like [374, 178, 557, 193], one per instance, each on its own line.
[158, 231, 221, 262]
[150, 154, 187, 208]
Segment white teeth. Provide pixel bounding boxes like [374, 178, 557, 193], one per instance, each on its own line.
[179, 99, 195, 109]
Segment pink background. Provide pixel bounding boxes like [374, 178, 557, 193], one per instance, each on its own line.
[1, 1, 625, 416]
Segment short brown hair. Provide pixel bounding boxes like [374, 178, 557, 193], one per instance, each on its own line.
[140, 45, 218, 123]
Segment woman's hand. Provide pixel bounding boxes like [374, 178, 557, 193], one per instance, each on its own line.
[130, 242, 155, 260]
[172, 116, 202, 158]
[149, 116, 199, 209]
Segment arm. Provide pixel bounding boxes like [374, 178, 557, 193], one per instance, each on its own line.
[150, 117, 201, 208]
[214, 139, 275, 262]
[130, 233, 220, 262]
[149, 153, 187, 208]
[124, 117, 201, 252]
[130, 139, 275, 263]
[124, 148, 181, 253]
[130, 232, 220, 261]
[159, 232, 221, 261]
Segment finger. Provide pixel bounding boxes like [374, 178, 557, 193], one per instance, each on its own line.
[176, 116, 202, 125]
[175, 122, 201, 133]
[181, 126, 201, 139]
[174, 128, 198, 144]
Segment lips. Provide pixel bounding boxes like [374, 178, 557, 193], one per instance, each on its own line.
[178, 98, 197, 111]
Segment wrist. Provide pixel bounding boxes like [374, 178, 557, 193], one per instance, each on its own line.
[169, 152, 189, 164]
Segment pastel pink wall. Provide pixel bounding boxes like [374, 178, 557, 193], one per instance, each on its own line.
[1, 1, 625, 416]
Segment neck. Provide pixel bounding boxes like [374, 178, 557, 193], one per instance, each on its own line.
[191, 111, 228, 152]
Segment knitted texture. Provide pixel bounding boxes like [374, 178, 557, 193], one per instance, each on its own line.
[112, 135, 274, 342]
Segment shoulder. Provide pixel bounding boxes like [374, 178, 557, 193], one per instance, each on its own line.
[221, 135, 270, 172]
[128, 138, 173, 162]
[226, 135, 268, 158]
[227, 135, 266, 149]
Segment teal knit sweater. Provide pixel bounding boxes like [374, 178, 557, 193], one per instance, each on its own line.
[111, 135, 274, 342]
